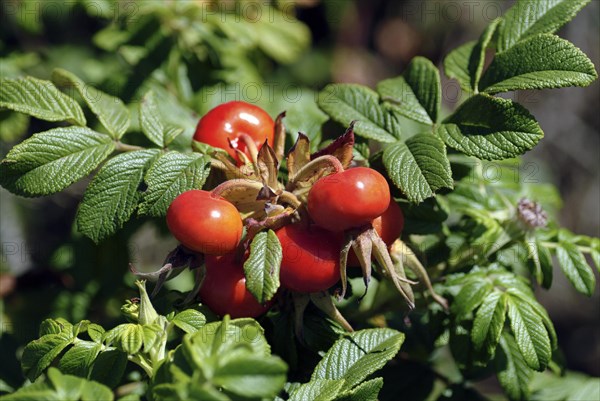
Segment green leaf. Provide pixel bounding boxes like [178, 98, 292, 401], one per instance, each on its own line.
[47, 368, 113, 401]
[212, 355, 288, 399]
[39, 319, 68, 336]
[255, 9, 311, 64]
[527, 239, 553, 289]
[89, 350, 128, 388]
[496, 332, 533, 401]
[378, 57, 441, 124]
[139, 91, 165, 148]
[171, 310, 207, 334]
[437, 95, 543, 160]
[506, 293, 552, 371]
[243, 230, 282, 304]
[3, 368, 114, 401]
[0, 77, 86, 126]
[452, 280, 493, 318]
[87, 324, 105, 343]
[0, 127, 115, 197]
[138, 152, 211, 217]
[52, 69, 130, 139]
[496, 0, 591, 52]
[444, 41, 476, 92]
[507, 289, 557, 350]
[0, 381, 58, 401]
[21, 332, 73, 381]
[57, 341, 102, 377]
[76, 149, 159, 242]
[556, 231, 596, 296]
[382, 134, 453, 203]
[312, 328, 404, 391]
[0, 110, 29, 142]
[469, 19, 501, 91]
[472, 291, 507, 357]
[334, 377, 384, 401]
[480, 34, 597, 93]
[105, 324, 144, 355]
[317, 84, 400, 143]
[289, 379, 345, 401]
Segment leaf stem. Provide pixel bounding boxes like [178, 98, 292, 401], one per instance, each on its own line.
[115, 142, 145, 152]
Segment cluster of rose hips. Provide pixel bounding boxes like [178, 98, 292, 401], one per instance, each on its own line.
[166, 101, 405, 320]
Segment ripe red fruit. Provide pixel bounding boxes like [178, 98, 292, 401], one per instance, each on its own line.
[166, 190, 243, 255]
[200, 253, 271, 318]
[192, 101, 274, 160]
[347, 199, 405, 266]
[276, 224, 341, 293]
[307, 167, 391, 232]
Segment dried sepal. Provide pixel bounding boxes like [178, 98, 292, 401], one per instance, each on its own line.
[257, 140, 280, 190]
[211, 179, 267, 219]
[310, 291, 354, 332]
[390, 240, 448, 309]
[311, 121, 356, 169]
[337, 237, 353, 300]
[370, 230, 416, 309]
[287, 132, 311, 180]
[292, 292, 311, 342]
[286, 155, 344, 193]
[273, 111, 286, 162]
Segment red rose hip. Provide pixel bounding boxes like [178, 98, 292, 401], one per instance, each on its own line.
[166, 190, 243, 255]
[307, 167, 391, 232]
[193, 101, 274, 161]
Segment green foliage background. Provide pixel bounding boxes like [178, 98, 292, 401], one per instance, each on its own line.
[0, 1, 599, 400]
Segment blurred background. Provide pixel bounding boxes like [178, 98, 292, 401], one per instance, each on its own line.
[1, 0, 598, 394]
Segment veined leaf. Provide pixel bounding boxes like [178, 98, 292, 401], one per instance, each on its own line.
[140, 91, 165, 147]
[318, 84, 400, 142]
[481, 34, 597, 93]
[555, 230, 596, 296]
[469, 19, 501, 91]
[52, 68, 130, 139]
[378, 57, 441, 124]
[452, 279, 493, 318]
[243, 230, 282, 304]
[506, 293, 552, 371]
[334, 377, 384, 401]
[311, 328, 404, 391]
[444, 41, 476, 92]
[171, 309, 207, 334]
[57, 340, 102, 377]
[0, 126, 115, 197]
[212, 355, 288, 399]
[138, 152, 211, 217]
[76, 149, 160, 243]
[443, 19, 500, 93]
[496, 332, 533, 401]
[497, 0, 591, 52]
[288, 379, 345, 401]
[0, 77, 86, 125]
[472, 291, 507, 357]
[437, 94, 543, 160]
[21, 332, 73, 381]
[382, 134, 453, 203]
[526, 239, 553, 289]
[89, 350, 127, 389]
